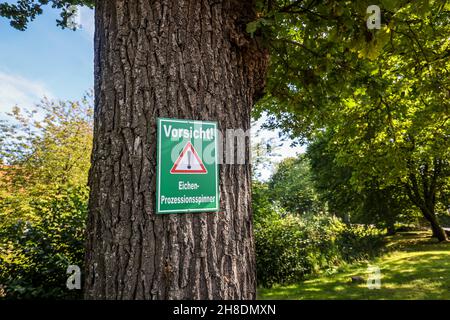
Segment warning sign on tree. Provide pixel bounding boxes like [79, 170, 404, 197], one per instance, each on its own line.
[156, 118, 219, 214]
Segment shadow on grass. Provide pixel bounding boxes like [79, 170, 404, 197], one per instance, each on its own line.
[258, 232, 450, 300]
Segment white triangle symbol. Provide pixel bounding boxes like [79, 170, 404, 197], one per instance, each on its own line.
[170, 142, 207, 174]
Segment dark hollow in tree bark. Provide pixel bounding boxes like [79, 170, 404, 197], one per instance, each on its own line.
[84, 0, 269, 299]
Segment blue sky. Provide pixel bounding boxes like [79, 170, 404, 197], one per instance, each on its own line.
[0, 5, 303, 179]
[0, 6, 94, 114]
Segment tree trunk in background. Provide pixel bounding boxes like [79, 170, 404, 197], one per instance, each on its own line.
[405, 164, 448, 243]
[84, 0, 268, 299]
[421, 206, 448, 242]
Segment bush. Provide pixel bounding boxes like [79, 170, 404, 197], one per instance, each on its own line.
[0, 185, 88, 299]
[255, 214, 385, 287]
[336, 224, 386, 261]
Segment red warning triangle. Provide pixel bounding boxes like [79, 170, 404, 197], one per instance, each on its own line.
[170, 142, 207, 174]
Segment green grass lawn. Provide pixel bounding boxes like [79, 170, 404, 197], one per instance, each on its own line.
[257, 231, 450, 300]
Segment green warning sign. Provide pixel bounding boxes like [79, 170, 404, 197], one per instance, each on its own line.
[156, 118, 219, 214]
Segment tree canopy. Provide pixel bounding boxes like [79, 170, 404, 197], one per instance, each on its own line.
[0, 0, 93, 30]
[269, 155, 321, 215]
[253, 0, 450, 240]
[0, 96, 92, 299]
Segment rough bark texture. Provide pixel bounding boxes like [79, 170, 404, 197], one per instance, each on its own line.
[84, 0, 269, 299]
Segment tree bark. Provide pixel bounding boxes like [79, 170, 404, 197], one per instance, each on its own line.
[84, 0, 268, 299]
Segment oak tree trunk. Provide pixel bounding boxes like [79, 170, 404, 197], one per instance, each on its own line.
[84, 0, 268, 299]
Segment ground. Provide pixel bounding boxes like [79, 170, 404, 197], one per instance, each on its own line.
[257, 232, 450, 300]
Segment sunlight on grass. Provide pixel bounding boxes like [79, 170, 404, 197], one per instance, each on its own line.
[257, 232, 450, 300]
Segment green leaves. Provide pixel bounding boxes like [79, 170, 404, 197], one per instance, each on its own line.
[246, 18, 272, 37]
[254, 1, 450, 225]
[0, 0, 94, 31]
[0, 96, 93, 299]
[255, 213, 385, 287]
[0, 94, 93, 192]
[268, 155, 322, 215]
[0, 185, 88, 299]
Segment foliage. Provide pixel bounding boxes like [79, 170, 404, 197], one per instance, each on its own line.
[268, 155, 322, 215]
[306, 132, 416, 232]
[0, 0, 94, 30]
[336, 224, 386, 262]
[0, 185, 88, 299]
[252, 180, 280, 225]
[306, 133, 358, 219]
[0, 95, 92, 195]
[255, 213, 385, 287]
[253, 0, 450, 240]
[0, 96, 93, 299]
[258, 142, 415, 232]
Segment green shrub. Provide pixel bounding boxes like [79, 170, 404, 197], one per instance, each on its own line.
[0, 185, 88, 299]
[255, 214, 385, 287]
[252, 181, 280, 224]
[336, 224, 385, 261]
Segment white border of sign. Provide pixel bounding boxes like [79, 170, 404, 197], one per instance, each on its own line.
[156, 118, 219, 214]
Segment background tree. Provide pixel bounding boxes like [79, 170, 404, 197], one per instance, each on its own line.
[268, 155, 322, 215]
[255, 0, 450, 241]
[0, 95, 93, 222]
[0, 97, 92, 299]
[306, 132, 413, 233]
[250, 147, 387, 288]
[306, 133, 358, 222]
